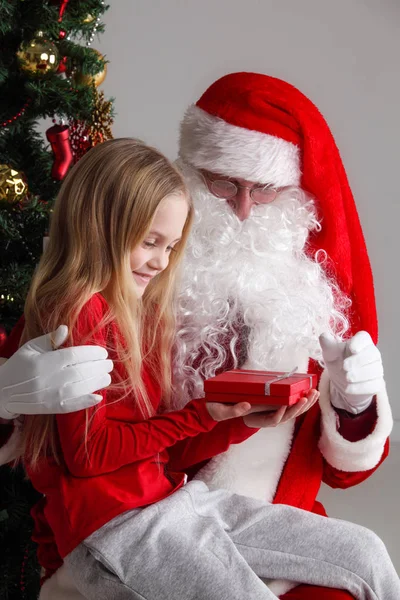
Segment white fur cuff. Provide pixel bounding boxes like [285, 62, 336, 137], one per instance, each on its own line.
[318, 369, 393, 472]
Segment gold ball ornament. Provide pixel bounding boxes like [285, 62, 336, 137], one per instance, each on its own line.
[72, 49, 107, 88]
[0, 165, 28, 205]
[17, 32, 59, 75]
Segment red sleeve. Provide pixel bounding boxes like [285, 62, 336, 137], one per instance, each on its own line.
[31, 498, 63, 576]
[0, 315, 25, 357]
[58, 399, 218, 478]
[168, 415, 258, 472]
[0, 317, 25, 452]
[335, 398, 378, 442]
[56, 296, 218, 478]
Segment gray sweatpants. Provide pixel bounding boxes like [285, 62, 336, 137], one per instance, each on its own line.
[65, 481, 399, 600]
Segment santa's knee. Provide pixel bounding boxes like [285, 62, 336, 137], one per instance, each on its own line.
[344, 523, 390, 574]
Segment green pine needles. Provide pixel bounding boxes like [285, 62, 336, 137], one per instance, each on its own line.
[0, 2, 112, 598]
[0, 0, 112, 332]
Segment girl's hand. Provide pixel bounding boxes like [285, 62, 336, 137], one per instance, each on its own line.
[243, 389, 320, 429]
[206, 389, 319, 425]
[206, 401, 253, 422]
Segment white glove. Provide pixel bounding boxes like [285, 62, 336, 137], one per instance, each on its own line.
[0, 325, 113, 420]
[319, 331, 385, 414]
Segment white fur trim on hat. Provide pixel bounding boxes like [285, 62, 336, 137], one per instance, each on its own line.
[318, 369, 393, 472]
[179, 105, 301, 187]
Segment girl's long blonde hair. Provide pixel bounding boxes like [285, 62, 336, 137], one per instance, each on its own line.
[21, 138, 192, 466]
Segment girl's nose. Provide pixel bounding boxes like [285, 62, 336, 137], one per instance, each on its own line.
[148, 250, 169, 272]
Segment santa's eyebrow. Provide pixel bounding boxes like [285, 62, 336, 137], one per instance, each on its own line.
[209, 172, 270, 188]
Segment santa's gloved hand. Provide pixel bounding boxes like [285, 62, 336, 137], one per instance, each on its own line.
[0, 325, 112, 420]
[319, 331, 385, 414]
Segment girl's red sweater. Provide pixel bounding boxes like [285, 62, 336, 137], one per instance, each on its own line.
[23, 293, 256, 558]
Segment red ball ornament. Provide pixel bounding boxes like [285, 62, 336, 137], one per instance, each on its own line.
[59, 29, 66, 39]
[57, 56, 68, 73]
[58, 0, 70, 21]
[0, 325, 7, 351]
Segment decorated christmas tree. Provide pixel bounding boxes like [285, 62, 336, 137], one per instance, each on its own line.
[0, 1, 113, 597]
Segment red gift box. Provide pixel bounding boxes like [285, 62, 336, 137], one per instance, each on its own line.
[203, 369, 318, 406]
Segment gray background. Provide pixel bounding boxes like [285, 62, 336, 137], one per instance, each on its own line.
[94, 0, 399, 569]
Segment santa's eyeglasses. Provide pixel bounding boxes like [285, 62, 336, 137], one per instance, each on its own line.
[201, 170, 279, 205]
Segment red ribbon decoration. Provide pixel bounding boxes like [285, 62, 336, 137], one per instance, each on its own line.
[58, 0, 69, 22]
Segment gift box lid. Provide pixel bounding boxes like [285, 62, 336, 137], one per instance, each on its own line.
[203, 368, 317, 397]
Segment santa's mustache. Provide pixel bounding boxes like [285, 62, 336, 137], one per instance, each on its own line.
[181, 169, 319, 258]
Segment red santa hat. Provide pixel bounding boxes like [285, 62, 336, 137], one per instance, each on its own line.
[179, 72, 378, 343]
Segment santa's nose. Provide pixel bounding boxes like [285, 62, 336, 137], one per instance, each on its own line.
[229, 187, 253, 221]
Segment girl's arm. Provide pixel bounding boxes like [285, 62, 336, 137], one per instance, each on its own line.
[57, 396, 217, 478]
[56, 295, 218, 478]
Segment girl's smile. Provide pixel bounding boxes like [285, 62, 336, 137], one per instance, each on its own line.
[132, 271, 155, 286]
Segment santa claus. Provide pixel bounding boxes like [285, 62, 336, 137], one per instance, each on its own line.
[0, 72, 393, 600]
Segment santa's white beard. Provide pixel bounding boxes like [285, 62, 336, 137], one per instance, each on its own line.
[173, 163, 350, 407]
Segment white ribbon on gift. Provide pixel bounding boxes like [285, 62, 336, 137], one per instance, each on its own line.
[234, 366, 315, 395]
[263, 367, 299, 395]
